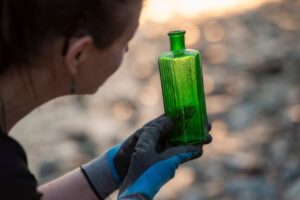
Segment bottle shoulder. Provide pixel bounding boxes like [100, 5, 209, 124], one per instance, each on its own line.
[159, 49, 200, 60]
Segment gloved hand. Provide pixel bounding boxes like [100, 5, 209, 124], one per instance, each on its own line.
[80, 122, 144, 199]
[118, 116, 211, 200]
[81, 115, 178, 199]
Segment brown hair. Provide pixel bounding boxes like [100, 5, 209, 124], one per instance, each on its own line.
[0, 0, 142, 73]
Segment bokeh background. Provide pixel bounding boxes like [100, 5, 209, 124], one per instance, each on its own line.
[11, 0, 300, 199]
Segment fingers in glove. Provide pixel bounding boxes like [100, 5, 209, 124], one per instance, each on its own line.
[135, 116, 173, 150]
[202, 123, 213, 145]
[160, 145, 203, 163]
[208, 123, 212, 132]
[121, 129, 143, 152]
[143, 114, 165, 126]
[121, 115, 168, 151]
[204, 134, 213, 145]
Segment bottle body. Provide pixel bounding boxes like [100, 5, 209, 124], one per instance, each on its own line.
[159, 48, 208, 145]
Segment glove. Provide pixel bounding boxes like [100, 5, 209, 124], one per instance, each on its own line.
[80, 115, 176, 199]
[118, 116, 210, 200]
[80, 123, 143, 199]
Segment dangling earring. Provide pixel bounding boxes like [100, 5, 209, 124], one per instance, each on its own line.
[70, 76, 77, 94]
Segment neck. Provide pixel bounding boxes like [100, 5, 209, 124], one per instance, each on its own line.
[0, 55, 70, 134]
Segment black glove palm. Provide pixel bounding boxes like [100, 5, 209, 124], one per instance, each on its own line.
[118, 116, 211, 200]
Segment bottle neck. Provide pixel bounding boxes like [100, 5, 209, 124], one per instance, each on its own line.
[169, 32, 186, 51]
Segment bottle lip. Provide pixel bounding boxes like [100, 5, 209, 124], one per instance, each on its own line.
[168, 30, 186, 37]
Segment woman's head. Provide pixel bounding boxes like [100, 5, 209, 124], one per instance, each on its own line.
[0, 0, 142, 94]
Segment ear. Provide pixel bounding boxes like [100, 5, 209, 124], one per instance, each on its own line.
[65, 36, 92, 75]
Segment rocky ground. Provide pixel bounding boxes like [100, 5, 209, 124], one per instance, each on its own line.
[12, 0, 300, 199]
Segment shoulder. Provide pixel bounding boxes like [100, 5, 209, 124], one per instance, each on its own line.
[0, 134, 42, 200]
[0, 134, 28, 163]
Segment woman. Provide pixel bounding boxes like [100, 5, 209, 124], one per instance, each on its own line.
[0, 0, 211, 199]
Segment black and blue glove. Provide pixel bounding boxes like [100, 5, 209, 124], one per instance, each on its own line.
[80, 115, 175, 199]
[81, 115, 212, 200]
[118, 116, 210, 200]
[80, 122, 144, 199]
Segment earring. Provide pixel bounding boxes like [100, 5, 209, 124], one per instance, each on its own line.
[70, 76, 77, 94]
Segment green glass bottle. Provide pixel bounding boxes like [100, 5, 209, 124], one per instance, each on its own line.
[158, 30, 209, 145]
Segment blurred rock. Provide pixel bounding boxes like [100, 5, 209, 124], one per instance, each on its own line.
[224, 177, 275, 200]
[282, 162, 300, 184]
[226, 102, 258, 131]
[284, 179, 300, 200]
[67, 131, 98, 158]
[225, 152, 265, 174]
[178, 185, 207, 200]
[39, 160, 61, 183]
